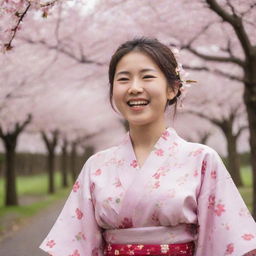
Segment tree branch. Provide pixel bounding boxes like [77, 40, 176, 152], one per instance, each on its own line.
[41, 129, 59, 152]
[226, 0, 237, 16]
[183, 46, 245, 67]
[235, 125, 248, 139]
[183, 64, 243, 82]
[186, 109, 222, 127]
[0, 126, 3, 138]
[4, 0, 58, 51]
[4, 1, 31, 51]
[241, 3, 256, 17]
[22, 38, 103, 65]
[16, 114, 32, 135]
[206, 0, 252, 58]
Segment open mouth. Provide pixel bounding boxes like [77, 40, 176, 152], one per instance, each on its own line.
[127, 100, 150, 107]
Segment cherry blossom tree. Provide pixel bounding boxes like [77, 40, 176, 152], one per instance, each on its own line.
[0, 43, 49, 205]
[41, 130, 59, 193]
[176, 0, 256, 217]
[0, 0, 60, 51]
[60, 137, 69, 187]
[1, 0, 255, 221]
[0, 114, 31, 205]
[181, 71, 247, 186]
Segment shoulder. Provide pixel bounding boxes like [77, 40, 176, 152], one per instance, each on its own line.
[177, 135, 219, 159]
[84, 145, 119, 166]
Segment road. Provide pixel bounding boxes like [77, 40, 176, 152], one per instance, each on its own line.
[0, 199, 65, 256]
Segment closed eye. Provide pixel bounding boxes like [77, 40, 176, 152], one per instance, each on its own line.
[117, 77, 129, 81]
[143, 75, 156, 79]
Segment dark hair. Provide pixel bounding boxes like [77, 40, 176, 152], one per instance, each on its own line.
[108, 37, 183, 112]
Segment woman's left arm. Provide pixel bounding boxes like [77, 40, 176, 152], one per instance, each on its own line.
[195, 149, 256, 256]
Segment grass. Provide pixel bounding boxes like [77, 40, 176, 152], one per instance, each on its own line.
[0, 172, 72, 236]
[240, 165, 253, 187]
[239, 165, 253, 212]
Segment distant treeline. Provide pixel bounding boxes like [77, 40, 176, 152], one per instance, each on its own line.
[0, 152, 89, 177]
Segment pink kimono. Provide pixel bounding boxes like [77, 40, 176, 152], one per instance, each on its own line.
[39, 127, 256, 256]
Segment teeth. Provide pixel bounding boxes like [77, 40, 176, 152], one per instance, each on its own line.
[128, 100, 149, 106]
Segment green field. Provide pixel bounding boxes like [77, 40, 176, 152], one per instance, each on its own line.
[239, 166, 253, 211]
[0, 172, 72, 236]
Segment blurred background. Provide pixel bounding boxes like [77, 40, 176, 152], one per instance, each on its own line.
[0, 0, 255, 255]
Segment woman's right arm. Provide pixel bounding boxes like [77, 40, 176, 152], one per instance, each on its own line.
[39, 158, 104, 256]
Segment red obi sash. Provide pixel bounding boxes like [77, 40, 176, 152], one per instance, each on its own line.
[104, 241, 195, 256]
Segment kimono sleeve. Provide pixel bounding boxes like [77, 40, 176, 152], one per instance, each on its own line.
[39, 158, 104, 256]
[195, 149, 256, 256]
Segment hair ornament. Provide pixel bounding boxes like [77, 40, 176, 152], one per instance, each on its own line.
[172, 47, 197, 88]
[171, 47, 197, 108]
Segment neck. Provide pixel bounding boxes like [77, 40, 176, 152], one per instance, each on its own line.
[129, 121, 167, 149]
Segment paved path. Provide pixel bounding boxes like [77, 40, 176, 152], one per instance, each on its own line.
[0, 199, 66, 256]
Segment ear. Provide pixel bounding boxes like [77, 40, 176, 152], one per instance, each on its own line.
[167, 82, 179, 100]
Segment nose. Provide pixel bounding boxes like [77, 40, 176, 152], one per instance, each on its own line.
[128, 78, 143, 94]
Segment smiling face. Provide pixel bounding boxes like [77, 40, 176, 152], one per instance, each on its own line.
[113, 51, 175, 128]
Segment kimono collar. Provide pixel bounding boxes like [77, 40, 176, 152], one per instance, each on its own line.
[121, 127, 179, 152]
[118, 126, 180, 170]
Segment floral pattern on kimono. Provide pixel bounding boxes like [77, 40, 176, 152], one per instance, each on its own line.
[39, 127, 256, 256]
[39, 157, 104, 256]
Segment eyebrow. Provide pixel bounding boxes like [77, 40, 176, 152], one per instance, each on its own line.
[115, 68, 158, 76]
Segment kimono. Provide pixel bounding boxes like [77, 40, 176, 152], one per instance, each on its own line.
[39, 127, 256, 256]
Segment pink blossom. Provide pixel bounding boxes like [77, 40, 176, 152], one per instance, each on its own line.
[72, 181, 80, 192]
[75, 208, 84, 220]
[152, 172, 161, 179]
[130, 160, 138, 168]
[155, 148, 164, 156]
[152, 212, 159, 222]
[153, 181, 160, 189]
[208, 195, 215, 209]
[161, 130, 170, 140]
[242, 233, 255, 241]
[90, 182, 95, 193]
[92, 248, 100, 256]
[94, 169, 102, 176]
[193, 169, 198, 177]
[119, 217, 133, 228]
[189, 148, 204, 157]
[211, 170, 217, 179]
[46, 240, 56, 248]
[69, 249, 80, 256]
[214, 203, 225, 216]
[113, 178, 122, 187]
[225, 243, 234, 255]
[201, 160, 207, 175]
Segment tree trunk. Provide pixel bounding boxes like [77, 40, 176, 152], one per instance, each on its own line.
[83, 145, 94, 163]
[4, 137, 18, 205]
[243, 68, 256, 219]
[41, 130, 58, 194]
[0, 115, 32, 206]
[70, 142, 78, 182]
[61, 140, 68, 188]
[47, 149, 55, 194]
[225, 128, 243, 187]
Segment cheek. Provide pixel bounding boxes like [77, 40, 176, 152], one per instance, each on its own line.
[150, 86, 169, 101]
[112, 86, 125, 107]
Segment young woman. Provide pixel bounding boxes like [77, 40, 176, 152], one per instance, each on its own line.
[40, 38, 256, 256]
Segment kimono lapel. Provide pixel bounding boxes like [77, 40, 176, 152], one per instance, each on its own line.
[117, 127, 179, 225]
[116, 133, 139, 190]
